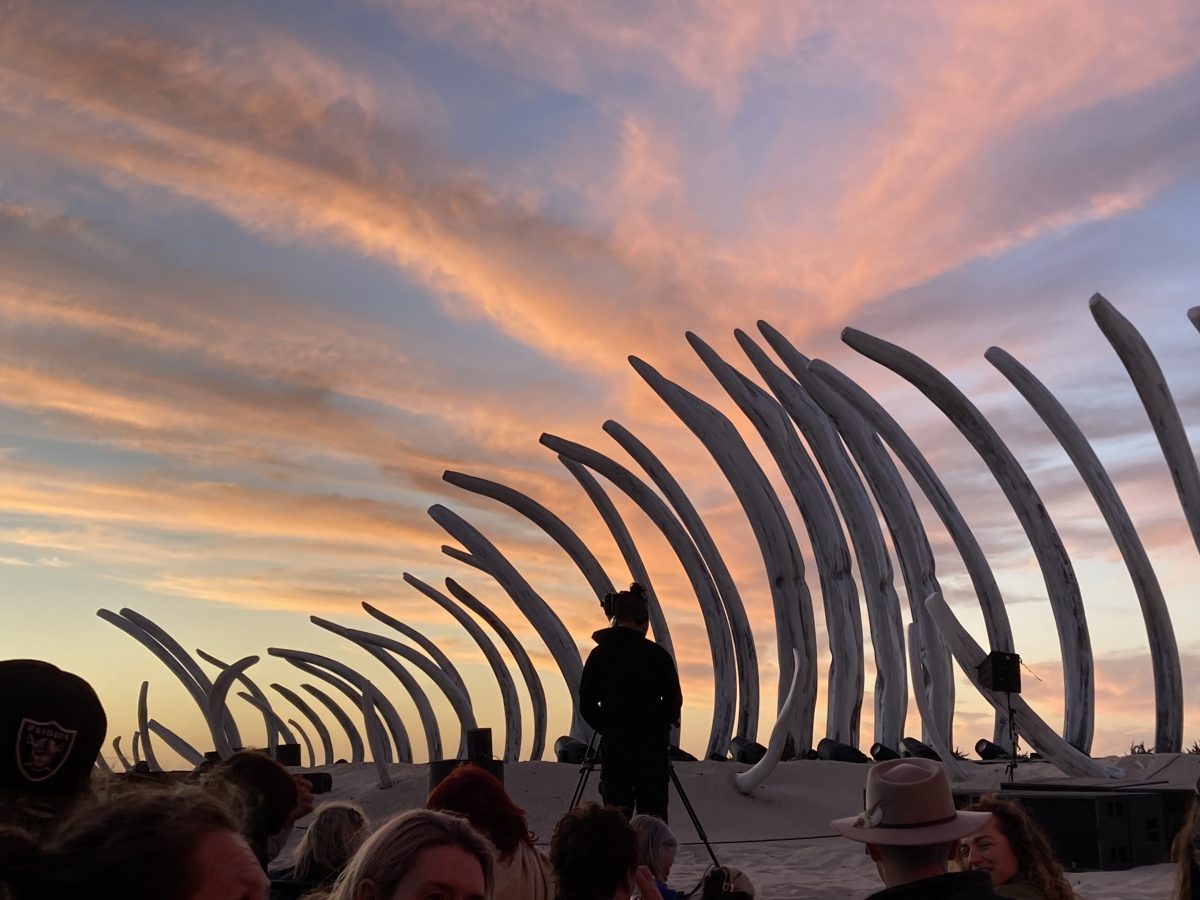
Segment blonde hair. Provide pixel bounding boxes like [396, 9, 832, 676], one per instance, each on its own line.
[631, 815, 677, 881]
[326, 808, 494, 900]
[293, 802, 369, 881]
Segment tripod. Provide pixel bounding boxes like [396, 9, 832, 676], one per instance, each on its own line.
[570, 732, 720, 869]
[1004, 692, 1019, 783]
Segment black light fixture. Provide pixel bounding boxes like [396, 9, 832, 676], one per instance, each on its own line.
[900, 736, 939, 760]
[975, 738, 1010, 761]
[870, 742, 901, 761]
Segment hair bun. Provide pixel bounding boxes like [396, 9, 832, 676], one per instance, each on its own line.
[628, 583, 646, 597]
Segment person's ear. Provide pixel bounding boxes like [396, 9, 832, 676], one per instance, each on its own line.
[354, 879, 377, 900]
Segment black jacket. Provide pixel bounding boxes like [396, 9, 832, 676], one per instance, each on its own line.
[579, 626, 682, 737]
[865, 870, 998, 900]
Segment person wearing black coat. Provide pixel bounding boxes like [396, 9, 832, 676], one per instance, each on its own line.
[579, 583, 682, 822]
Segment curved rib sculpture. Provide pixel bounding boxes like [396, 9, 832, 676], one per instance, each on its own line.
[270, 648, 407, 763]
[198, 648, 297, 751]
[1091, 295, 1200, 558]
[355, 608, 469, 701]
[734, 650, 803, 796]
[633, 349, 816, 755]
[288, 718, 317, 768]
[147, 718, 206, 768]
[798, 360, 953, 747]
[443, 470, 616, 601]
[97, 609, 225, 753]
[271, 683, 335, 766]
[320, 614, 478, 755]
[843, 327, 1094, 753]
[738, 331, 904, 749]
[700, 333, 861, 746]
[987, 345, 1183, 752]
[119, 608, 241, 748]
[802, 352, 1015, 655]
[444, 577, 549, 762]
[905, 624, 966, 781]
[112, 735, 131, 772]
[361, 682, 393, 788]
[428, 503, 588, 741]
[131, 730, 142, 767]
[137, 681, 162, 773]
[207, 655, 259, 759]
[237, 692, 300, 754]
[557, 456, 672, 656]
[300, 681, 365, 764]
[604, 419, 760, 744]
[925, 593, 1121, 779]
[403, 574, 523, 762]
[1190, 307, 1200, 332]
[541, 432, 736, 758]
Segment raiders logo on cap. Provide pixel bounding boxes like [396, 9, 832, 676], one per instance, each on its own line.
[17, 718, 78, 783]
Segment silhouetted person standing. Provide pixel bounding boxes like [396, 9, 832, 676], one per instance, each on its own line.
[580, 583, 682, 822]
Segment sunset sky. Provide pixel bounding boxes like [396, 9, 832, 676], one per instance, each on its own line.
[2, 0, 1199, 766]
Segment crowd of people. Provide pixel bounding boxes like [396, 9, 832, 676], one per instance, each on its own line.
[5, 657, 1200, 899]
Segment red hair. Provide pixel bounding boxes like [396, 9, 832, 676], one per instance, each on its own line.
[426, 764, 534, 858]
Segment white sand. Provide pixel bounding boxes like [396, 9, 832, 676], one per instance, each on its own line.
[286, 753, 1198, 899]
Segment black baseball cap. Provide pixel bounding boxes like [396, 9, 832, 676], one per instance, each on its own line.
[0, 659, 107, 797]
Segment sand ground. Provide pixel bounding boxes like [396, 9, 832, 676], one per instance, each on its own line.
[284, 752, 1199, 899]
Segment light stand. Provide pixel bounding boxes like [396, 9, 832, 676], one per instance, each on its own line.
[977, 650, 1022, 783]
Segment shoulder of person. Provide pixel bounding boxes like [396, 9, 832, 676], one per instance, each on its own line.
[866, 869, 997, 900]
[995, 881, 1046, 900]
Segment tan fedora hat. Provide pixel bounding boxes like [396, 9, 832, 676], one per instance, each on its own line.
[830, 758, 991, 846]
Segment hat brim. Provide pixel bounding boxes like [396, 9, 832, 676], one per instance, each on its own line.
[830, 809, 992, 846]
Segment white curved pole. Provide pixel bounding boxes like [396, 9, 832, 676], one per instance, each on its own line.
[558, 458, 673, 657]
[988, 344, 1183, 752]
[443, 470, 617, 601]
[429, 503, 589, 741]
[1092, 294, 1200, 558]
[288, 718, 316, 768]
[97, 609, 225, 754]
[272, 684, 335, 766]
[445, 577, 550, 761]
[798, 359, 953, 747]
[300, 680, 365, 765]
[270, 648, 405, 763]
[137, 681, 163, 772]
[604, 419, 761, 744]
[119, 608, 241, 748]
[199, 649, 296, 750]
[403, 574, 523, 762]
[843, 327, 1093, 753]
[905, 624, 967, 781]
[112, 735, 132, 772]
[699, 333, 862, 746]
[738, 332, 904, 749]
[146, 719, 206, 767]
[208, 655, 258, 759]
[361, 682, 393, 788]
[318, 615, 478, 758]
[734, 650, 803, 796]
[541, 433, 736, 759]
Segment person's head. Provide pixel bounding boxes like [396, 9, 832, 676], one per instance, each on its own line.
[1171, 794, 1200, 900]
[327, 808, 493, 900]
[551, 803, 639, 900]
[962, 795, 1073, 900]
[204, 749, 299, 865]
[426, 763, 534, 859]
[830, 758, 990, 888]
[631, 814, 677, 882]
[612, 584, 650, 634]
[0, 659, 107, 836]
[293, 802, 369, 881]
[0, 785, 266, 900]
